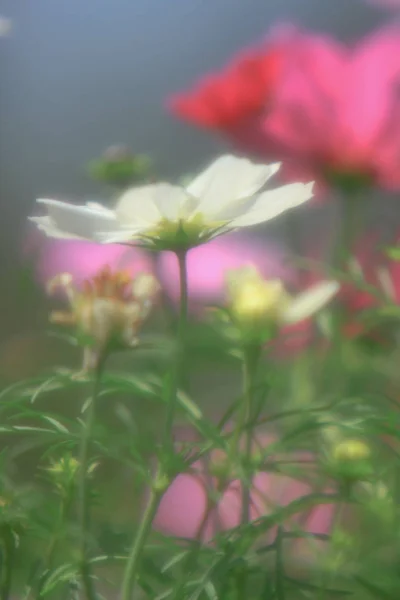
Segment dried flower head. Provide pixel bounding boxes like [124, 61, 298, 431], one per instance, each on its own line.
[47, 265, 160, 373]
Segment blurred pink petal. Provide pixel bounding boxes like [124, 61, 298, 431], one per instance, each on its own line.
[34, 238, 154, 288]
[157, 234, 293, 307]
[263, 25, 400, 190]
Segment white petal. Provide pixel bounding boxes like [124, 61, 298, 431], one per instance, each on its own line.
[29, 216, 85, 240]
[99, 227, 150, 243]
[230, 182, 314, 228]
[187, 155, 281, 218]
[115, 184, 164, 225]
[32, 198, 118, 240]
[282, 281, 340, 325]
[152, 183, 191, 220]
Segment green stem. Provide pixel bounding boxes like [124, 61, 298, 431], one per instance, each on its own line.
[332, 190, 363, 271]
[0, 526, 14, 600]
[35, 493, 72, 600]
[121, 250, 189, 600]
[164, 249, 189, 442]
[120, 484, 163, 600]
[78, 365, 103, 600]
[239, 345, 260, 525]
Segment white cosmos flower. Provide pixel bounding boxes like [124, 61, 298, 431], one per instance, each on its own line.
[30, 155, 314, 250]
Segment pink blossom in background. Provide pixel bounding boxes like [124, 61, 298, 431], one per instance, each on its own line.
[170, 24, 400, 192]
[153, 429, 333, 558]
[30, 235, 155, 289]
[262, 25, 400, 191]
[157, 234, 294, 308]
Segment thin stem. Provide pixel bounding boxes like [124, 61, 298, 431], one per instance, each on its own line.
[35, 493, 72, 600]
[77, 365, 103, 600]
[164, 249, 189, 442]
[0, 526, 14, 600]
[332, 190, 363, 271]
[236, 345, 260, 525]
[121, 250, 189, 600]
[120, 485, 163, 600]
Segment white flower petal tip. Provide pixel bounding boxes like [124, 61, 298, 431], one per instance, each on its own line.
[31, 198, 119, 241]
[282, 280, 340, 325]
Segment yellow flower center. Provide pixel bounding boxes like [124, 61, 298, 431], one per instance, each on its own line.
[145, 213, 226, 250]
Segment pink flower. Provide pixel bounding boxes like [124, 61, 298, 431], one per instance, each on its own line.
[262, 25, 400, 191]
[157, 234, 294, 308]
[32, 238, 155, 289]
[153, 430, 334, 557]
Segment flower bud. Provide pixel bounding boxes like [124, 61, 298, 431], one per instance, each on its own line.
[226, 267, 338, 341]
[87, 145, 151, 188]
[332, 439, 371, 463]
[227, 267, 290, 329]
[331, 439, 373, 482]
[47, 454, 97, 491]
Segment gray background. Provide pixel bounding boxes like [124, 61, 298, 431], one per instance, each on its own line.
[0, 0, 393, 343]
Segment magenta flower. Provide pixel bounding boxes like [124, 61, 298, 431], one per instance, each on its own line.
[262, 25, 400, 191]
[153, 430, 334, 555]
[156, 234, 294, 308]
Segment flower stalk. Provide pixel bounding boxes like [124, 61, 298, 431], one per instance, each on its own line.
[77, 362, 104, 600]
[120, 469, 166, 600]
[164, 249, 189, 442]
[240, 343, 261, 525]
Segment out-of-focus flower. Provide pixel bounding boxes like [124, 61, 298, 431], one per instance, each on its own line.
[47, 266, 160, 373]
[226, 266, 338, 340]
[170, 25, 400, 193]
[153, 430, 334, 557]
[33, 238, 155, 290]
[30, 155, 314, 251]
[168, 42, 286, 155]
[157, 234, 294, 307]
[262, 25, 400, 192]
[0, 17, 12, 37]
[87, 145, 151, 188]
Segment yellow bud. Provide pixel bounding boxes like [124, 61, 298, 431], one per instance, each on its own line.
[227, 267, 291, 326]
[333, 439, 371, 463]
